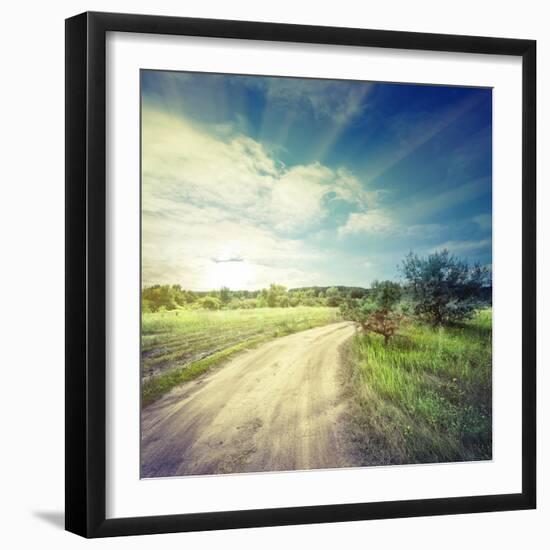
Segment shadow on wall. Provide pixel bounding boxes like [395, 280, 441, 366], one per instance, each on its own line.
[32, 510, 64, 530]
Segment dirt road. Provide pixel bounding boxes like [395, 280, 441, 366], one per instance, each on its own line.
[141, 321, 357, 477]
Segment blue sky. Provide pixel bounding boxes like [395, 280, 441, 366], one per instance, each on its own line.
[141, 70, 492, 291]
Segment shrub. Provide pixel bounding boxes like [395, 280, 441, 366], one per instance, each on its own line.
[325, 287, 343, 307]
[341, 280, 404, 344]
[141, 284, 178, 312]
[219, 286, 231, 305]
[266, 283, 288, 307]
[196, 296, 222, 310]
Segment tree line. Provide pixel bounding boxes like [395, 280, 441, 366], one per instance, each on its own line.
[141, 283, 368, 313]
[143, 249, 492, 343]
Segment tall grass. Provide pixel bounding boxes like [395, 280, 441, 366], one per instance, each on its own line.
[142, 306, 339, 407]
[346, 309, 492, 464]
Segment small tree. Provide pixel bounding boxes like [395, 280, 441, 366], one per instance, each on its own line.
[266, 284, 288, 307]
[400, 249, 491, 325]
[219, 286, 231, 305]
[341, 280, 403, 344]
[257, 288, 269, 308]
[325, 287, 342, 307]
[184, 290, 197, 304]
[240, 298, 258, 309]
[196, 296, 222, 310]
[171, 284, 186, 307]
[141, 284, 178, 312]
[288, 291, 302, 307]
[301, 288, 318, 306]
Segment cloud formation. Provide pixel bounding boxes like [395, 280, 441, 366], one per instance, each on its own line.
[143, 108, 374, 234]
[141, 72, 493, 289]
[338, 209, 394, 236]
[430, 238, 492, 256]
[142, 107, 377, 289]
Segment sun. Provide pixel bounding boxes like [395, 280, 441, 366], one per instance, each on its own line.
[206, 260, 256, 291]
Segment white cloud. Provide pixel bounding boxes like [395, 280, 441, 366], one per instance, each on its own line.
[429, 238, 492, 255]
[338, 209, 443, 239]
[143, 107, 372, 235]
[141, 107, 376, 289]
[405, 223, 444, 239]
[338, 209, 395, 236]
[142, 201, 324, 290]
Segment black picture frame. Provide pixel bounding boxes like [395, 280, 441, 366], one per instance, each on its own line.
[65, 11, 536, 538]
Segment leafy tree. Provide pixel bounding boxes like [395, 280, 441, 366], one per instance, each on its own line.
[325, 287, 342, 307]
[257, 288, 269, 308]
[266, 284, 288, 307]
[141, 285, 178, 312]
[289, 292, 302, 307]
[349, 287, 367, 299]
[400, 249, 491, 325]
[371, 280, 402, 310]
[196, 296, 221, 310]
[184, 290, 197, 304]
[227, 297, 243, 309]
[240, 299, 258, 309]
[301, 288, 318, 306]
[171, 284, 185, 306]
[341, 280, 404, 344]
[278, 294, 290, 308]
[219, 286, 231, 305]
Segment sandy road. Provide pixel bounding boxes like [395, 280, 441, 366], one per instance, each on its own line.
[141, 321, 357, 477]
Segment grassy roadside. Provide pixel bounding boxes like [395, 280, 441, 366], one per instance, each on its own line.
[142, 306, 340, 408]
[344, 309, 492, 465]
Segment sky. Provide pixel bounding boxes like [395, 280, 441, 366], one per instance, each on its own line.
[141, 70, 492, 291]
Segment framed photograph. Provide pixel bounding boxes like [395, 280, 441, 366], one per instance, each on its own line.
[65, 11, 536, 538]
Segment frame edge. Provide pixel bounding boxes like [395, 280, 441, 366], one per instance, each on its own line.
[65, 11, 89, 538]
[65, 11, 537, 538]
[521, 39, 537, 511]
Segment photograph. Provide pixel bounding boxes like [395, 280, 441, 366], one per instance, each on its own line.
[139, 69, 493, 479]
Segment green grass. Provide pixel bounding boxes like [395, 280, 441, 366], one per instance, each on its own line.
[345, 309, 492, 465]
[141, 306, 340, 407]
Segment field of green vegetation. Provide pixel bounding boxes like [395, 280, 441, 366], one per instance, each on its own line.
[141, 306, 340, 407]
[141, 249, 492, 465]
[345, 308, 492, 465]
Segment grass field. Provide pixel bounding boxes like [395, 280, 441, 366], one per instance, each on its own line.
[141, 306, 340, 407]
[345, 309, 492, 465]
